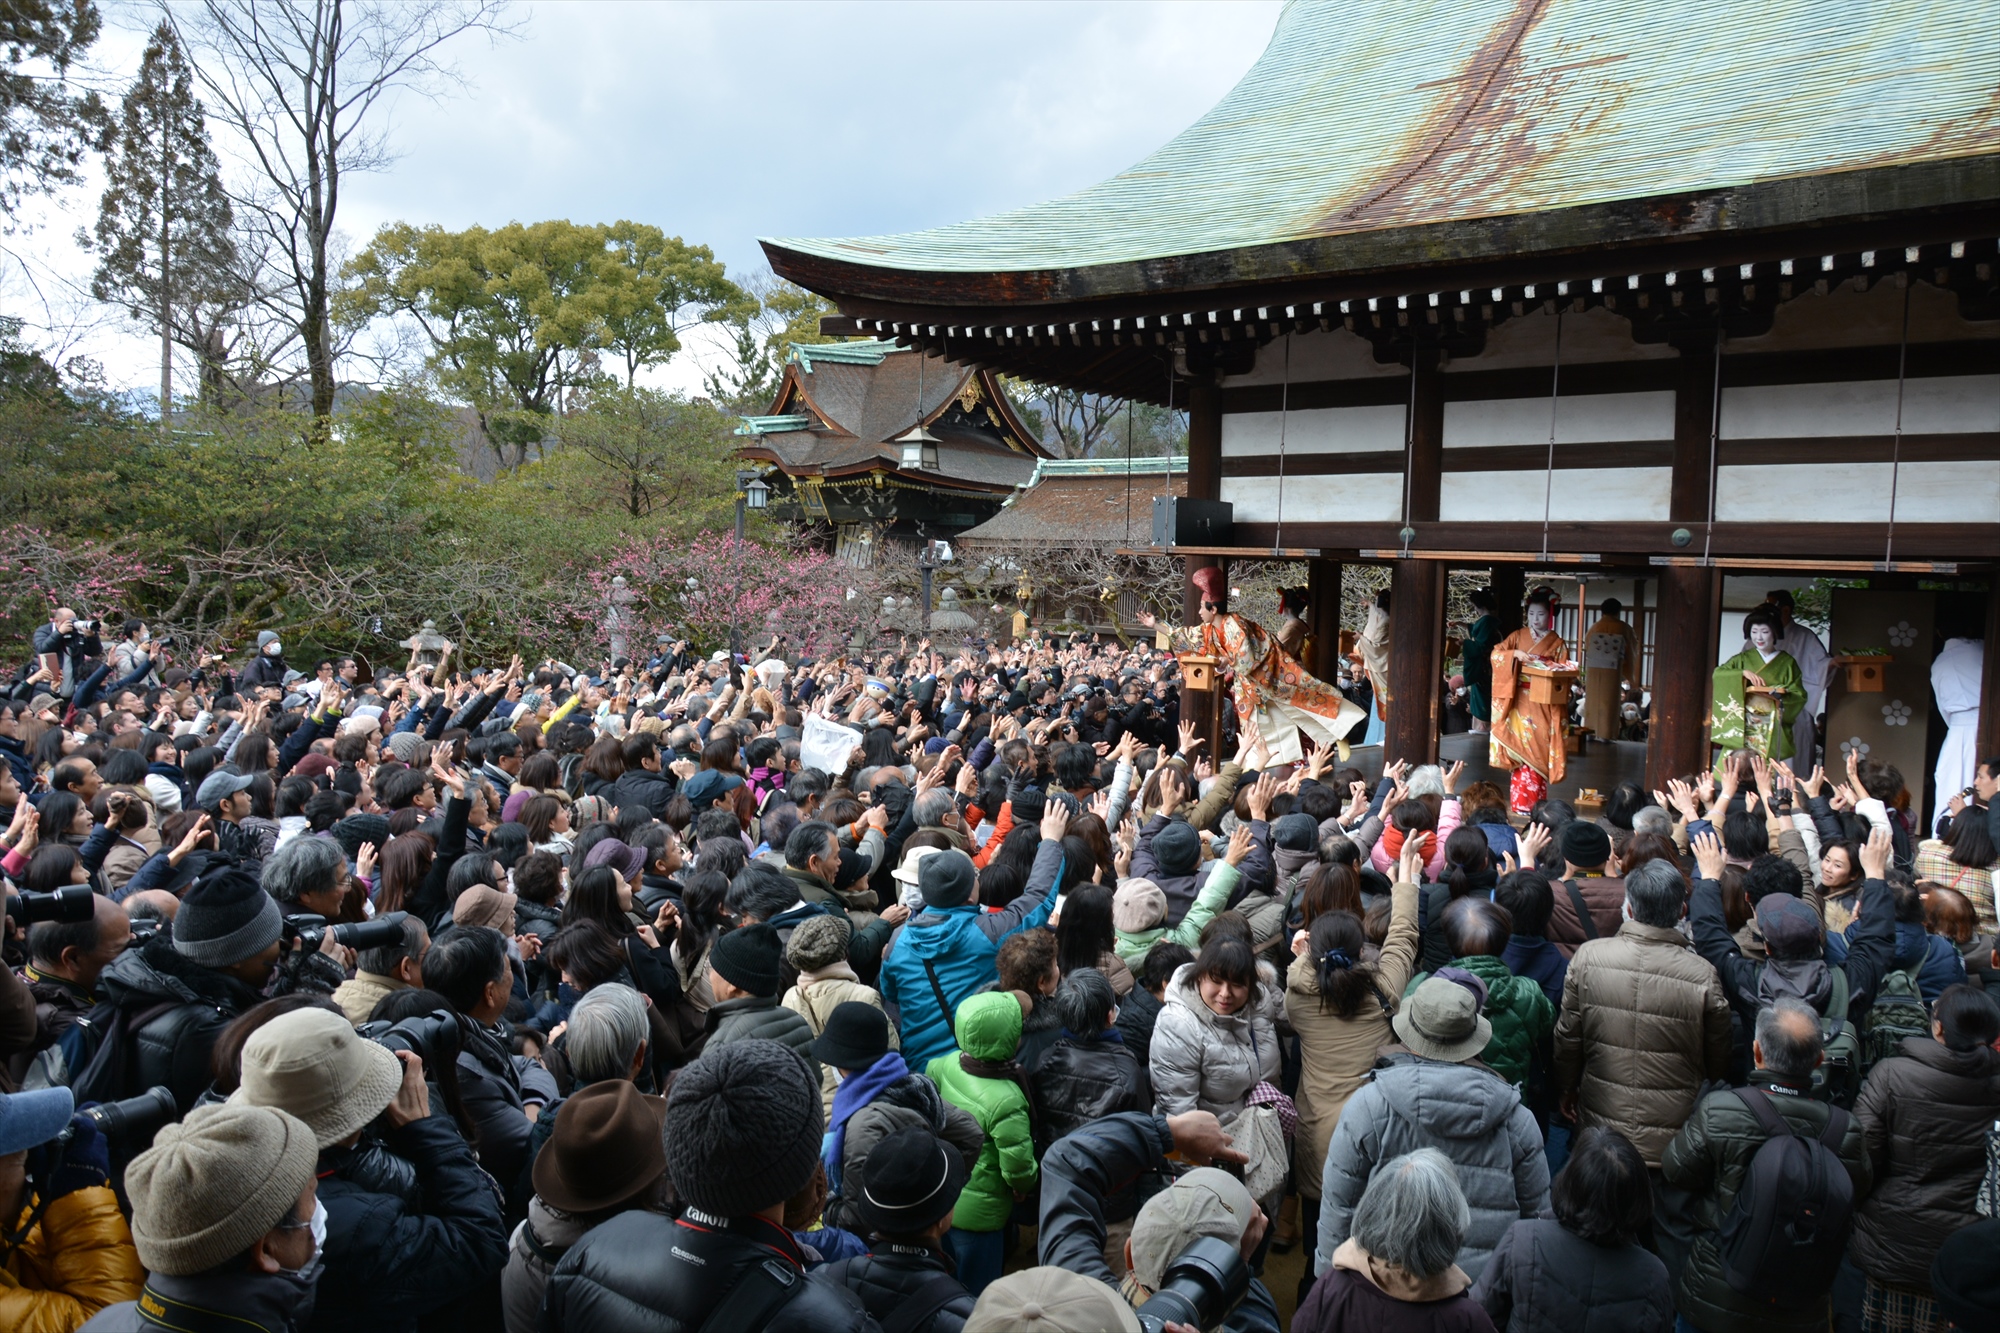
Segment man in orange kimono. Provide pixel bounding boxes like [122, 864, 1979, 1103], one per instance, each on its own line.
[1490, 586, 1573, 812]
[1139, 566, 1363, 764]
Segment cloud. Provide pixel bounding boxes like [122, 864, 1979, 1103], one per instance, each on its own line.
[13, 0, 1279, 395]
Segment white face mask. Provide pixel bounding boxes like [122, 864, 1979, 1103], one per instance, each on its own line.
[266, 641, 283, 656]
[278, 1198, 327, 1279]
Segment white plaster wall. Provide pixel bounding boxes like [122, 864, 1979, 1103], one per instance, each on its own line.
[1221, 473, 1406, 523]
[1714, 461, 2000, 522]
[1721, 376, 2000, 437]
[1438, 468, 1674, 522]
[1222, 404, 1407, 455]
[1443, 391, 1675, 447]
[1221, 326, 1407, 386]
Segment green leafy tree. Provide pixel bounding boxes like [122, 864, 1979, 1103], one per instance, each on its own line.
[89, 22, 240, 429]
[703, 273, 834, 412]
[598, 222, 751, 389]
[0, 0, 108, 221]
[342, 218, 621, 471]
[556, 387, 735, 519]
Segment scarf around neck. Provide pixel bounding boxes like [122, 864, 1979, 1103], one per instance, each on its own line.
[825, 1051, 908, 1193]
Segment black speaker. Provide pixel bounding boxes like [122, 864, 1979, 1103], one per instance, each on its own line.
[1151, 496, 1233, 548]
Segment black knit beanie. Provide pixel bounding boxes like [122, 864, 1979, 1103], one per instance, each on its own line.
[172, 868, 283, 968]
[709, 922, 781, 997]
[663, 1039, 822, 1218]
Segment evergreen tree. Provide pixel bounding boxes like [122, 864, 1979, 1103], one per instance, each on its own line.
[89, 21, 238, 426]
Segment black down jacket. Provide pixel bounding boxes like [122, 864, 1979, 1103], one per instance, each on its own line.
[312, 1112, 509, 1333]
[820, 1243, 972, 1333]
[1030, 1032, 1149, 1155]
[1469, 1216, 1673, 1333]
[543, 1208, 878, 1332]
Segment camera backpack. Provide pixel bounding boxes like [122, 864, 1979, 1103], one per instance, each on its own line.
[1716, 1087, 1855, 1306]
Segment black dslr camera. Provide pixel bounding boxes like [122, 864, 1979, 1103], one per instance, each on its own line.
[281, 913, 407, 953]
[6, 884, 95, 927]
[357, 1007, 465, 1071]
[79, 1085, 178, 1146]
[1134, 1236, 1250, 1333]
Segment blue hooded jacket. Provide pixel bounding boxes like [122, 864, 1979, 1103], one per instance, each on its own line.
[879, 840, 1063, 1067]
[1825, 918, 1966, 1002]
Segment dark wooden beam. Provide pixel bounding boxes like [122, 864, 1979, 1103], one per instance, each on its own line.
[1183, 380, 1223, 621]
[1672, 337, 1720, 523]
[1408, 349, 1443, 523]
[1307, 559, 1343, 683]
[1226, 520, 2000, 562]
[1647, 563, 1717, 790]
[1490, 565, 1525, 637]
[1385, 559, 1445, 765]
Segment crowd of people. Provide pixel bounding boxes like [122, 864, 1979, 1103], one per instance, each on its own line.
[0, 604, 1998, 1333]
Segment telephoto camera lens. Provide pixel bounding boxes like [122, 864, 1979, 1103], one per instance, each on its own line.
[81, 1085, 179, 1144]
[1133, 1236, 1250, 1333]
[331, 917, 408, 951]
[5, 884, 95, 926]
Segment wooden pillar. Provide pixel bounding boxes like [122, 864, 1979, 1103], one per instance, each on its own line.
[1647, 563, 1717, 789]
[1490, 564, 1525, 637]
[1981, 580, 2000, 766]
[1647, 336, 1725, 790]
[1407, 348, 1444, 523]
[1385, 559, 1445, 765]
[1671, 338, 1719, 524]
[1183, 379, 1222, 621]
[1307, 559, 1342, 683]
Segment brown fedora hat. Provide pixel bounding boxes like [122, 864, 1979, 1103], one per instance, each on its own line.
[531, 1080, 667, 1215]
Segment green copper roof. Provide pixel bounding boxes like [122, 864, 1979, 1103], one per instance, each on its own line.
[788, 339, 899, 370]
[735, 414, 814, 436]
[765, 0, 2000, 276]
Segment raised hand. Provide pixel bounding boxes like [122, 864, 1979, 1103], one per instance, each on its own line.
[1860, 823, 1892, 878]
[1223, 823, 1254, 867]
[1518, 820, 1552, 867]
[1039, 800, 1071, 843]
[1691, 829, 1726, 881]
[1442, 759, 1466, 794]
[1245, 770, 1280, 821]
[1177, 719, 1200, 757]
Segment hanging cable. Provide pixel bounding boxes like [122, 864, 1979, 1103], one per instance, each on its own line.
[1276, 332, 1291, 552]
[1884, 276, 1912, 568]
[1540, 308, 1564, 562]
[1401, 346, 1417, 556]
[1700, 322, 1723, 565]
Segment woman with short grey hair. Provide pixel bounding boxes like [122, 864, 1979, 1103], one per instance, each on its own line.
[560, 982, 650, 1087]
[1295, 1148, 1495, 1332]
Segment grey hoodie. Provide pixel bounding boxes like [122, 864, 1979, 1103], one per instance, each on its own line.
[1316, 1052, 1551, 1281]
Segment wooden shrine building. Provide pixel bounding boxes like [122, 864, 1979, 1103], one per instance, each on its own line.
[763, 0, 2000, 794]
[734, 339, 1047, 565]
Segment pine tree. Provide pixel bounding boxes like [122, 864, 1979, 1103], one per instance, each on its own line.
[89, 21, 238, 429]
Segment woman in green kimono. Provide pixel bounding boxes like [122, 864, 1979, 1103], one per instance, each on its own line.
[1712, 604, 1805, 769]
[1462, 588, 1498, 734]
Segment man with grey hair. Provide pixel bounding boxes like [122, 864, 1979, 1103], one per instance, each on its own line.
[1297, 1149, 1488, 1329]
[560, 982, 650, 1087]
[333, 914, 428, 1026]
[1631, 804, 1673, 839]
[1553, 856, 1730, 1283]
[1664, 998, 1872, 1333]
[260, 833, 351, 918]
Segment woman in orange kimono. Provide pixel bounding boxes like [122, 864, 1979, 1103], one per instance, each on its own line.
[1490, 586, 1574, 812]
[1139, 566, 1363, 764]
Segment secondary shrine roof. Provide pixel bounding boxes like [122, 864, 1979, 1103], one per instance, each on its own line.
[764, 0, 2000, 305]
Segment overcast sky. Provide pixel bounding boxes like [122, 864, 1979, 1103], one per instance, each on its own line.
[12, 0, 1280, 397]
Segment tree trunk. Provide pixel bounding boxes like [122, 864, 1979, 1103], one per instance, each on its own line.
[160, 133, 172, 442]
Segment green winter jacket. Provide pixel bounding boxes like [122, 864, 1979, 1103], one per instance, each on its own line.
[1114, 861, 1241, 969]
[926, 991, 1035, 1232]
[1406, 953, 1553, 1088]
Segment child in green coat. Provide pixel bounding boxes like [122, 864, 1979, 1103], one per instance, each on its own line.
[926, 989, 1035, 1295]
[1111, 830, 1251, 968]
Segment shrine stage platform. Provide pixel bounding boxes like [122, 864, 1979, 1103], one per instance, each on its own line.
[1337, 734, 1650, 803]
